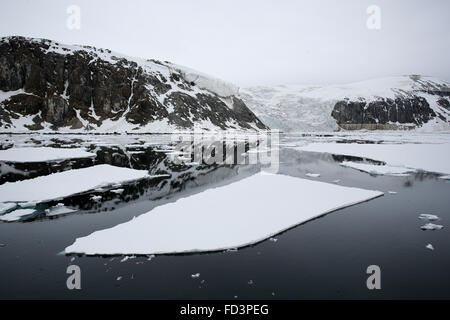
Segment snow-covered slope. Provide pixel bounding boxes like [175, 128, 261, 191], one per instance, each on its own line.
[0, 36, 267, 133]
[241, 75, 450, 132]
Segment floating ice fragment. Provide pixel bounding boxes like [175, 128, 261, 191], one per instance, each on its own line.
[248, 280, 254, 285]
[111, 189, 124, 194]
[426, 244, 434, 250]
[91, 195, 102, 201]
[305, 173, 320, 178]
[340, 161, 413, 176]
[418, 214, 439, 221]
[116, 276, 122, 281]
[269, 238, 278, 242]
[191, 273, 200, 279]
[388, 191, 397, 194]
[0, 147, 95, 162]
[0, 208, 35, 222]
[0, 203, 17, 214]
[0, 165, 149, 203]
[421, 223, 443, 231]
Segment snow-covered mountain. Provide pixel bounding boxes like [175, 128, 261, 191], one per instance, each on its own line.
[0, 36, 267, 133]
[240, 75, 450, 132]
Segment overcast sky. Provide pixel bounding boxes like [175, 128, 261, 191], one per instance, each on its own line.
[0, 0, 448, 86]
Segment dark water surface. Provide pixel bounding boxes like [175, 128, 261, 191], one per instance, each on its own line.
[0, 137, 449, 299]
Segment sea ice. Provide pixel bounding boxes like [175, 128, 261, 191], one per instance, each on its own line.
[0, 209, 35, 222]
[0, 165, 149, 203]
[421, 223, 444, 231]
[297, 143, 450, 175]
[0, 147, 95, 162]
[418, 214, 439, 221]
[340, 161, 414, 176]
[305, 173, 321, 178]
[65, 172, 383, 255]
[426, 244, 434, 250]
[0, 202, 17, 214]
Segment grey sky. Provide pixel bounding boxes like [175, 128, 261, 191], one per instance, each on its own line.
[0, 0, 448, 86]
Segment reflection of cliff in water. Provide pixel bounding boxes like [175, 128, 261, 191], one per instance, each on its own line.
[0, 137, 263, 222]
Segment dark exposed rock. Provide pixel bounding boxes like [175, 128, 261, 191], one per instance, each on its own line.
[0, 36, 267, 132]
[332, 96, 437, 129]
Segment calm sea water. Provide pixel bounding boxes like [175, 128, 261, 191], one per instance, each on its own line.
[0, 136, 449, 299]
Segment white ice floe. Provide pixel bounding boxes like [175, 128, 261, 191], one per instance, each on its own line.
[191, 273, 201, 279]
[426, 244, 435, 250]
[388, 191, 397, 194]
[0, 165, 149, 203]
[421, 223, 444, 231]
[0, 208, 35, 222]
[0, 202, 17, 214]
[45, 204, 76, 217]
[305, 173, 321, 178]
[297, 142, 450, 175]
[440, 175, 450, 180]
[65, 172, 383, 255]
[340, 161, 414, 176]
[0, 147, 95, 162]
[418, 214, 439, 221]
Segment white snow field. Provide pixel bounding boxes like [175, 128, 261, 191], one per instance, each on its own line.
[340, 161, 415, 176]
[65, 172, 383, 255]
[0, 165, 149, 203]
[0, 147, 95, 162]
[296, 142, 450, 175]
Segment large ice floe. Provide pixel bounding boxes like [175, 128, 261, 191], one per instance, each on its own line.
[0, 164, 149, 203]
[0, 147, 95, 162]
[65, 172, 383, 255]
[296, 142, 450, 175]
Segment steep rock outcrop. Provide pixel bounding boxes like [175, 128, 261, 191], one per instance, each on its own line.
[0, 36, 267, 132]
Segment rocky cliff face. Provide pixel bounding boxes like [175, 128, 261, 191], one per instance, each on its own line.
[241, 76, 450, 132]
[0, 36, 267, 133]
[330, 76, 449, 130]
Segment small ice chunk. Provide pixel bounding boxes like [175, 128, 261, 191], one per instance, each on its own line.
[147, 254, 155, 261]
[116, 276, 122, 281]
[120, 255, 135, 262]
[439, 175, 450, 180]
[269, 237, 278, 242]
[421, 223, 444, 231]
[388, 191, 397, 194]
[426, 244, 434, 250]
[91, 195, 102, 201]
[305, 173, 320, 178]
[418, 214, 439, 221]
[46, 205, 76, 217]
[111, 189, 124, 194]
[191, 273, 200, 278]
[332, 179, 341, 183]
[0, 243, 6, 248]
[247, 280, 254, 285]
